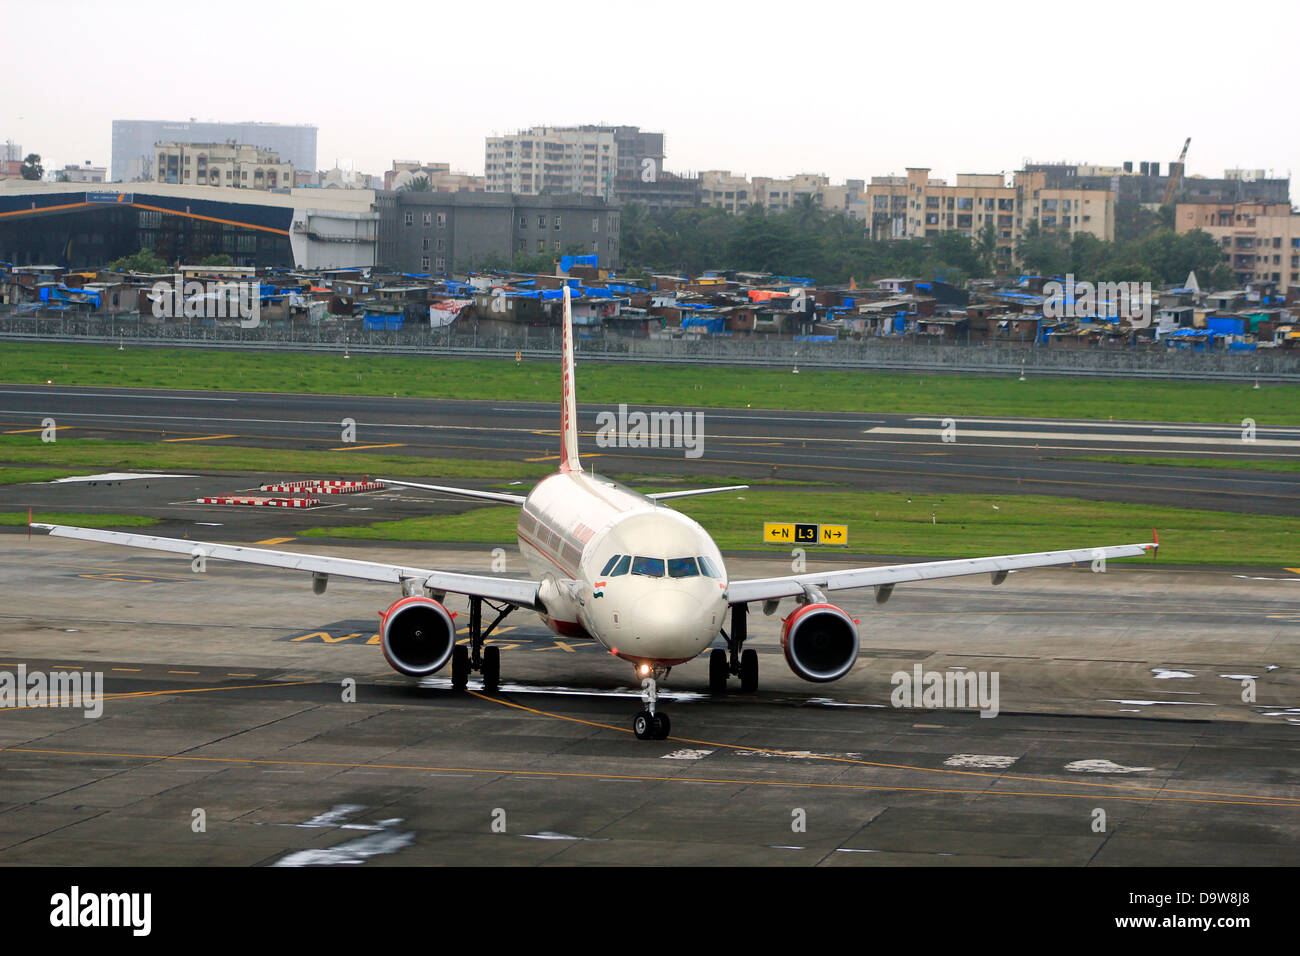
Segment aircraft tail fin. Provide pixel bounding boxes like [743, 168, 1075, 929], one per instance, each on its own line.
[559, 284, 581, 473]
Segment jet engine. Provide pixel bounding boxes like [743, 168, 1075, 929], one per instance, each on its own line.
[781, 603, 859, 682]
[379, 596, 456, 676]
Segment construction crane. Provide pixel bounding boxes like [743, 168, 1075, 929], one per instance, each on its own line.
[1162, 137, 1191, 206]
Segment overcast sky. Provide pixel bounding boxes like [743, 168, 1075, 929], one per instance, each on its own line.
[7, 0, 1296, 199]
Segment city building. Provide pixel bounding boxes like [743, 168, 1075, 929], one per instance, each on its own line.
[111, 119, 317, 183]
[59, 162, 106, 183]
[154, 142, 293, 191]
[385, 161, 485, 192]
[0, 180, 377, 270]
[485, 126, 621, 198]
[866, 167, 1115, 264]
[1175, 200, 1300, 287]
[377, 191, 620, 273]
[1023, 160, 1289, 206]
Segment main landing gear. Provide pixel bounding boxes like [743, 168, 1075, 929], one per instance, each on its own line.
[451, 596, 514, 693]
[709, 603, 759, 695]
[633, 664, 672, 740]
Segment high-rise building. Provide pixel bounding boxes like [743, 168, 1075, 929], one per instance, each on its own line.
[1176, 201, 1300, 287]
[485, 126, 619, 197]
[112, 119, 316, 183]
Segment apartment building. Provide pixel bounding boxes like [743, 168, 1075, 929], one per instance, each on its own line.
[866, 167, 1115, 263]
[485, 127, 619, 197]
[1176, 200, 1300, 287]
[155, 142, 293, 191]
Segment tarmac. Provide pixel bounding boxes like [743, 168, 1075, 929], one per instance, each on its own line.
[1, 529, 1297, 865]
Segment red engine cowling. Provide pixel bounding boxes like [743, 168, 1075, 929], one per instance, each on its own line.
[379, 596, 456, 676]
[781, 603, 859, 682]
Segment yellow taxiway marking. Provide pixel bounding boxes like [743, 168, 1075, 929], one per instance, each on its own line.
[1285, 568, 1300, 575]
[330, 443, 406, 451]
[162, 434, 237, 442]
[525, 453, 601, 462]
[227, 673, 258, 678]
[167, 670, 199, 675]
[3, 426, 71, 434]
[111, 667, 142, 673]
[254, 537, 296, 546]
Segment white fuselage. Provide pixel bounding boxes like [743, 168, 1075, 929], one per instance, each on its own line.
[517, 471, 729, 666]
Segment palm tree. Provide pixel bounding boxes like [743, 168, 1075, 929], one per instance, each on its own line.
[401, 175, 433, 193]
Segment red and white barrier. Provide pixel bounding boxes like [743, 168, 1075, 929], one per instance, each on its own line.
[259, 480, 386, 494]
[197, 496, 322, 508]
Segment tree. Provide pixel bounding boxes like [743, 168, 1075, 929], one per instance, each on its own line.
[108, 248, 168, 273]
[20, 153, 42, 180]
[199, 253, 235, 267]
[400, 175, 432, 192]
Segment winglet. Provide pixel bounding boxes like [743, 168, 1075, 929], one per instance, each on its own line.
[559, 284, 581, 473]
[1152, 528, 1159, 559]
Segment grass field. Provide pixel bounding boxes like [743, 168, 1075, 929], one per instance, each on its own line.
[3, 343, 1297, 424]
[300, 489, 1299, 567]
[0, 512, 159, 528]
[0, 435, 550, 484]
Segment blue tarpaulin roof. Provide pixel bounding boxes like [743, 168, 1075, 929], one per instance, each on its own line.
[560, 254, 599, 273]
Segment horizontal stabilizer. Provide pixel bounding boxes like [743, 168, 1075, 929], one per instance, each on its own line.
[647, 485, 749, 502]
[376, 478, 526, 505]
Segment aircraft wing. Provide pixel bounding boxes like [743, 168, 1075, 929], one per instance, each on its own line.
[725, 541, 1157, 605]
[32, 524, 542, 608]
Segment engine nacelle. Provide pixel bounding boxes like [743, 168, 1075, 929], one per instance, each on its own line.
[781, 603, 859, 682]
[379, 595, 456, 677]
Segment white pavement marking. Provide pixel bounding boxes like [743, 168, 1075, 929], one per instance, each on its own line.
[943, 754, 1019, 769]
[1065, 759, 1155, 774]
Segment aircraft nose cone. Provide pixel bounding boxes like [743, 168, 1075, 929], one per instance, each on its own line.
[632, 590, 703, 644]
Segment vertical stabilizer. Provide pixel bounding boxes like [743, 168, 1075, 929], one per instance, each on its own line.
[559, 285, 582, 472]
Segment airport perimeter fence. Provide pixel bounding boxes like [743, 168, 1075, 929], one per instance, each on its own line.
[2, 314, 1298, 382]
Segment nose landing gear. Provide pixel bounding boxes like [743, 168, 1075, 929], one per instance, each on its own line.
[633, 664, 672, 740]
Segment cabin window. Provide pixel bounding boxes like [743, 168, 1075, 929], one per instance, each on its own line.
[611, 555, 631, 576]
[631, 556, 665, 578]
[667, 557, 699, 578]
[599, 554, 622, 576]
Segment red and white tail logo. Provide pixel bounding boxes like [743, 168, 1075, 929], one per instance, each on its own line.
[559, 285, 582, 472]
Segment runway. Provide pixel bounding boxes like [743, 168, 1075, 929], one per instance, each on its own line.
[1, 384, 1298, 514]
[0, 538, 1297, 866]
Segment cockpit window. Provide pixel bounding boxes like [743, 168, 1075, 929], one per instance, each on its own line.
[611, 555, 631, 576]
[667, 556, 699, 578]
[599, 554, 622, 576]
[697, 555, 720, 578]
[631, 556, 665, 578]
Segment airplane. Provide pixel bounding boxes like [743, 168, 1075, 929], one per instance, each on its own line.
[33, 286, 1157, 740]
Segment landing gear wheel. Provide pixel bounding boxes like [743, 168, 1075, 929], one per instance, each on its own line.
[708, 648, 729, 695]
[634, 710, 655, 740]
[482, 646, 500, 693]
[739, 648, 759, 693]
[451, 645, 470, 691]
[652, 712, 671, 739]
